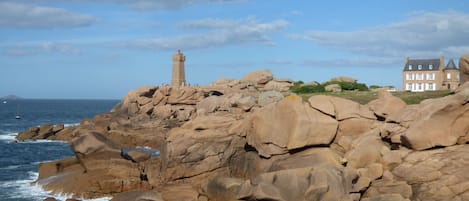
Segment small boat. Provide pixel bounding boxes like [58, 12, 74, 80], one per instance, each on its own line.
[2, 101, 6, 104]
[15, 115, 21, 119]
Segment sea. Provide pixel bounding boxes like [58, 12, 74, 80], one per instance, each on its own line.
[0, 99, 119, 201]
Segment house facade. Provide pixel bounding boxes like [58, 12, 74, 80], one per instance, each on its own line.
[402, 56, 460, 92]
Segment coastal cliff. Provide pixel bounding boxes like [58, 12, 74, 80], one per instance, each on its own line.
[17, 70, 469, 201]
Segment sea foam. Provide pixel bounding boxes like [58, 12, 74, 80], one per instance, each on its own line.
[0, 133, 17, 142]
[0, 171, 111, 201]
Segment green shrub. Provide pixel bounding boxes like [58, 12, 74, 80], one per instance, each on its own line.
[292, 84, 325, 93]
[290, 80, 304, 91]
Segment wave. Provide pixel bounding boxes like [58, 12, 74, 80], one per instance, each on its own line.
[0, 133, 17, 142]
[20, 139, 68, 144]
[0, 164, 21, 170]
[0, 122, 79, 143]
[64, 123, 80, 127]
[0, 171, 111, 201]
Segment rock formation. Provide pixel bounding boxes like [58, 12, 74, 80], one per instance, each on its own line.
[330, 76, 357, 83]
[460, 54, 469, 84]
[17, 70, 469, 201]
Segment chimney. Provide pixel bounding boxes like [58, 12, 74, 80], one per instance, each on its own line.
[405, 56, 409, 64]
[440, 55, 445, 69]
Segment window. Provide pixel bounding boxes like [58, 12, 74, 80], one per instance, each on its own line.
[417, 83, 423, 91]
[426, 73, 435, 80]
[418, 64, 422, 70]
[447, 73, 451, 79]
[406, 73, 412, 80]
[416, 73, 424, 80]
[406, 83, 412, 91]
[428, 83, 434, 90]
[408, 65, 412, 70]
[429, 64, 433, 70]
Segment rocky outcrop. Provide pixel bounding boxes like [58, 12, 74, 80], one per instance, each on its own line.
[392, 145, 469, 201]
[398, 87, 469, 150]
[241, 69, 274, 87]
[36, 131, 158, 198]
[110, 190, 163, 201]
[330, 76, 357, 83]
[460, 54, 469, 84]
[258, 90, 284, 106]
[241, 95, 338, 158]
[21, 69, 469, 201]
[237, 167, 358, 201]
[367, 89, 406, 119]
[17, 124, 66, 141]
[262, 79, 293, 92]
[325, 83, 342, 92]
[161, 116, 245, 182]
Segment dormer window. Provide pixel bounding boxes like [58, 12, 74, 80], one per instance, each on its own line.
[429, 64, 433, 70]
[408, 65, 412, 70]
[418, 64, 422, 70]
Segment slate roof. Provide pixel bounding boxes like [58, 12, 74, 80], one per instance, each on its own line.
[403, 58, 440, 71]
[445, 59, 458, 70]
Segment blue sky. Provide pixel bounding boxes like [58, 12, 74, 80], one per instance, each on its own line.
[1, 0, 468, 99]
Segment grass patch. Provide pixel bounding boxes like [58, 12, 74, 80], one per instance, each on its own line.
[392, 90, 453, 105]
[297, 90, 452, 105]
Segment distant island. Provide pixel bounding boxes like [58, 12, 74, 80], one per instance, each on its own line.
[1, 95, 23, 100]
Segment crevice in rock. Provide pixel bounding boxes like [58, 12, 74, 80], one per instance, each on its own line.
[400, 135, 413, 149]
[375, 114, 386, 122]
[141, 88, 157, 98]
[381, 137, 400, 150]
[424, 145, 447, 150]
[244, 143, 257, 152]
[310, 106, 336, 119]
[146, 108, 154, 116]
[204, 90, 224, 97]
[172, 166, 226, 182]
[288, 144, 330, 155]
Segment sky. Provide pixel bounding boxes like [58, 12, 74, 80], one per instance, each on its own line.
[0, 0, 468, 99]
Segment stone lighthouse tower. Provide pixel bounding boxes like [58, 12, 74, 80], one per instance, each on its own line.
[171, 50, 186, 87]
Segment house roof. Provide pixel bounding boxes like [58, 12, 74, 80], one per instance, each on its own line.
[403, 58, 440, 71]
[445, 59, 458, 70]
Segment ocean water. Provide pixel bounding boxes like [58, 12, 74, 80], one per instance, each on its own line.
[0, 99, 119, 201]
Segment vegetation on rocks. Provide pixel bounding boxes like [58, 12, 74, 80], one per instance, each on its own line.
[291, 80, 369, 94]
[293, 82, 452, 104]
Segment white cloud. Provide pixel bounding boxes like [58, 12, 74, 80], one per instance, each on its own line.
[3, 42, 82, 56]
[0, 0, 245, 11]
[123, 18, 289, 50]
[117, 0, 243, 11]
[177, 18, 242, 29]
[290, 11, 469, 61]
[0, 2, 95, 29]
